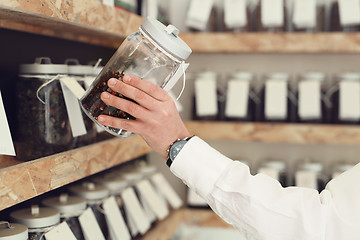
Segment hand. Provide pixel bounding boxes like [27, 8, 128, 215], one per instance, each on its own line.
[98, 75, 191, 159]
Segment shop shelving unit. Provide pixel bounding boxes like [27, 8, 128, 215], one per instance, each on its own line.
[1, 0, 360, 220]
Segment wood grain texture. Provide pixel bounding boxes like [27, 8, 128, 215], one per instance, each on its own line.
[185, 121, 360, 145]
[0, 135, 151, 211]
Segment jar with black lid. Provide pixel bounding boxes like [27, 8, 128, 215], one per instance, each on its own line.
[10, 205, 60, 240]
[295, 160, 329, 192]
[252, 0, 287, 32]
[69, 182, 110, 239]
[329, 0, 360, 31]
[295, 72, 331, 124]
[16, 57, 72, 161]
[257, 73, 296, 122]
[329, 73, 360, 124]
[0, 221, 28, 240]
[225, 72, 258, 122]
[42, 193, 87, 240]
[258, 160, 288, 187]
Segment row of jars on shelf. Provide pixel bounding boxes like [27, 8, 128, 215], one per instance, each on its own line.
[193, 71, 360, 124]
[0, 161, 182, 240]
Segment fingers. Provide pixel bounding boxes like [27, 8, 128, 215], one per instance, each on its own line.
[97, 115, 139, 133]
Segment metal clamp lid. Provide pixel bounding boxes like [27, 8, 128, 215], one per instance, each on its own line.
[69, 182, 109, 200]
[0, 221, 28, 240]
[19, 57, 68, 74]
[42, 194, 87, 214]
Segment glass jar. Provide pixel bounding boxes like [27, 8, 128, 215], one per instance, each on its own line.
[80, 16, 192, 137]
[330, 73, 360, 124]
[295, 160, 328, 191]
[329, 0, 360, 32]
[65, 59, 97, 148]
[258, 160, 288, 187]
[42, 193, 87, 240]
[290, 0, 325, 32]
[16, 57, 72, 161]
[0, 221, 28, 240]
[253, 0, 287, 32]
[225, 72, 259, 122]
[186, 0, 220, 32]
[331, 161, 355, 179]
[10, 205, 60, 240]
[295, 72, 331, 124]
[69, 182, 110, 239]
[257, 73, 296, 122]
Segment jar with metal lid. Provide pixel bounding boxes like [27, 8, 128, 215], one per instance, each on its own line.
[257, 73, 296, 122]
[64, 59, 97, 148]
[0, 221, 28, 240]
[16, 57, 72, 161]
[331, 161, 355, 179]
[225, 72, 259, 122]
[295, 72, 331, 124]
[42, 194, 87, 240]
[253, 0, 287, 32]
[69, 182, 110, 239]
[258, 160, 288, 187]
[329, 0, 360, 32]
[80, 16, 192, 137]
[10, 205, 60, 240]
[329, 73, 360, 124]
[295, 160, 329, 192]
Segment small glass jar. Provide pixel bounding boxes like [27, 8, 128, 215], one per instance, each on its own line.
[0, 221, 28, 240]
[258, 160, 288, 187]
[69, 182, 110, 239]
[295, 72, 331, 124]
[257, 73, 296, 122]
[331, 161, 355, 179]
[80, 17, 192, 137]
[295, 160, 329, 192]
[225, 72, 258, 122]
[42, 194, 87, 240]
[330, 73, 360, 124]
[16, 57, 72, 161]
[253, 0, 287, 32]
[10, 205, 60, 240]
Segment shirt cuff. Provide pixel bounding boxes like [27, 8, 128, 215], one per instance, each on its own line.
[170, 136, 233, 199]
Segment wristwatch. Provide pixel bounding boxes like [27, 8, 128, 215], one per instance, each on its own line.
[166, 136, 194, 167]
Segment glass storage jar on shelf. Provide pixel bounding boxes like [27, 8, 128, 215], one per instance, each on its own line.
[329, 73, 360, 124]
[257, 160, 288, 187]
[253, 0, 287, 32]
[42, 193, 87, 240]
[69, 182, 110, 239]
[10, 205, 60, 240]
[16, 57, 72, 161]
[224, 72, 259, 122]
[222, 0, 251, 32]
[186, 0, 221, 32]
[329, 0, 360, 31]
[290, 0, 325, 32]
[257, 73, 296, 123]
[295, 160, 329, 192]
[295, 72, 331, 124]
[0, 221, 28, 240]
[80, 16, 192, 137]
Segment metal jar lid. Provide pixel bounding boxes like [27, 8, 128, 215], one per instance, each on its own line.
[300, 72, 326, 81]
[94, 176, 128, 193]
[0, 222, 28, 240]
[337, 72, 360, 81]
[65, 59, 94, 76]
[266, 73, 290, 81]
[123, 172, 143, 182]
[140, 16, 192, 61]
[19, 57, 68, 75]
[139, 165, 157, 175]
[69, 182, 109, 201]
[10, 205, 60, 229]
[231, 72, 254, 81]
[42, 194, 87, 214]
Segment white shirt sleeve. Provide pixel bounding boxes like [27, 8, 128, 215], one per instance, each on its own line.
[170, 137, 360, 240]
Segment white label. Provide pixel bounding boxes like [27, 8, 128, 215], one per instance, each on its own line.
[293, 0, 316, 28]
[225, 80, 249, 118]
[339, 0, 360, 26]
[60, 78, 87, 137]
[224, 0, 247, 28]
[295, 170, 317, 189]
[298, 80, 321, 120]
[102, 0, 114, 7]
[45, 222, 77, 240]
[195, 78, 218, 117]
[0, 91, 15, 156]
[261, 0, 284, 27]
[151, 173, 183, 209]
[339, 81, 360, 120]
[121, 187, 151, 235]
[139, 193, 157, 223]
[103, 196, 131, 240]
[142, 0, 158, 18]
[79, 208, 106, 240]
[135, 179, 169, 220]
[60, 77, 86, 100]
[186, 0, 215, 30]
[163, 62, 189, 92]
[265, 80, 287, 120]
[258, 167, 280, 181]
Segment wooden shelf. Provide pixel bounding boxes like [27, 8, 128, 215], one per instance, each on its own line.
[0, 135, 151, 211]
[180, 32, 360, 53]
[185, 121, 360, 145]
[0, 1, 142, 48]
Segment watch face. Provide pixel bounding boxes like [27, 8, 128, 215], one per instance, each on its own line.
[169, 140, 187, 160]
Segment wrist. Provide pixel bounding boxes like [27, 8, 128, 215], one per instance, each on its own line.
[166, 135, 194, 167]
